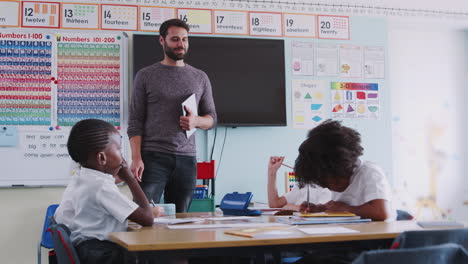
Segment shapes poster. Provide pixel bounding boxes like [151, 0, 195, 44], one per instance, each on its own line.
[330, 82, 379, 119]
[292, 79, 326, 129]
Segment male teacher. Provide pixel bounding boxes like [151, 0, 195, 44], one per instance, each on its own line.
[128, 19, 217, 213]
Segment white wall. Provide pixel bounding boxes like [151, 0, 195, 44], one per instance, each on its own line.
[389, 18, 467, 220]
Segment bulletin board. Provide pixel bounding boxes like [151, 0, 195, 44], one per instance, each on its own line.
[0, 30, 128, 186]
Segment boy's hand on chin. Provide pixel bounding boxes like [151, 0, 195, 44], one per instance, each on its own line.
[117, 160, 134, 182]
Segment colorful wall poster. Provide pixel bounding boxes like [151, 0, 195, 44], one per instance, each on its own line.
[56, 33, 122, 127]
[364, 46, 385, 79]
[177, 8, 212, 34]
[249, 12, 282, 37]
[330, 82, 379, 119]
[101, 4, 138, 31]
[139, 6, 175, 32]
[21, 1, 60, 28]
[0, 1, 20, 27]
[317, 15, 349, 40]
[292, 80, 326, 129]
[61, 3, 99, 30]
[213, 10, 248, 35]
[0, 32, 53, 126]
[339, 44, 362, 78]
[291, 41, 314, 76]
[283, 13, 316, 38]
[315, 43, 338, 77]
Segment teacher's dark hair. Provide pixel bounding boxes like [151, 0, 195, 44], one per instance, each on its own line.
[67, 119, 116, 164]
[159, 18, 190, 39]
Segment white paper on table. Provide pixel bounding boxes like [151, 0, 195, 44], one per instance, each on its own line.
[181, 94, 198, 138]
[167, 222, 288, 230]
[205, 216, 257, 221]
[298, 226, 359, 235]
[153, 217, 204, 225]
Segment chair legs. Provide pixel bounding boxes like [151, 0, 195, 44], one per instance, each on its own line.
[37, 242, 42, 264]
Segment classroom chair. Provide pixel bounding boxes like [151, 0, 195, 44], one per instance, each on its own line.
[396, 209, 414, 220]
[390, 228, 468, 250]
[352, 243, 468, 264]
[38, 204, 59, 264]
[49, 222, 81, 264]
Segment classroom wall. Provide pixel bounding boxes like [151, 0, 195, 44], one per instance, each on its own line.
[388, 18, 468, 220]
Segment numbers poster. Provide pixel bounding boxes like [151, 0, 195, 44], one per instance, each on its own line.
[0, 31, 125, 129]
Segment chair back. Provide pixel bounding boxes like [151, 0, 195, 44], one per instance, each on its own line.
[50, 223, 81, 264]
[396, 209, 414, 220]
[353, 243, 468, 264]
[41, 204, 59, 249]
[390, 228, 468, 250]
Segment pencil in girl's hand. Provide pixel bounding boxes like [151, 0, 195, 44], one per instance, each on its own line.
[281, 163, 294, 169]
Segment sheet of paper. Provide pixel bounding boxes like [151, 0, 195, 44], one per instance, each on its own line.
[167, 223, 287, 230]
[298, 226, 359, 235]
[153, 217, 204, 225]
[276, 217, 371, 225]
[224, 226, 297, 238]
[181, 94, 198, 138]
[417, 221, 464, 228]
[293, 211, 356, 217]
[0, 127, 18, 147]
[206, 216, 257, 221]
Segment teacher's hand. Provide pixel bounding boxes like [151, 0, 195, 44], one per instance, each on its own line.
[180, 105, 198, 131]
[130, 158, 145, 182]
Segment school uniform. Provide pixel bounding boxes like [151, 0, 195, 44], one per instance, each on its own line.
[330, 159, 396, 220]
[55, 167, 138, 264]
[293, 160, 396, 264]
[284, 184, 332, 205]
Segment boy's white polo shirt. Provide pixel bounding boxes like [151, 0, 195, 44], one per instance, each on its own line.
[55, 167, 138, 245]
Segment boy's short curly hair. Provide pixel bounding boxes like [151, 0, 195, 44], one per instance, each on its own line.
[294, 119, 363, 188]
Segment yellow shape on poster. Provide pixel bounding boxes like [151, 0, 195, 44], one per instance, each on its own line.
[295, 116, 305, 122]
[295, 103, 305, 110]
[313, 92, 324, 100]
[357, 104, 366, 114]
[334, 91, 341, 101]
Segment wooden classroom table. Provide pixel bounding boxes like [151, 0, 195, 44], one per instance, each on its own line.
[109, 213, 466, 263]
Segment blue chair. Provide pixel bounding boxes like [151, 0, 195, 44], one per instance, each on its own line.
[50, 223, 81, 264]
[390, 228, 468, 250]
[396, 209, 414, 220]
[37, 204, 59, 264]
[352, 243, 468, 264]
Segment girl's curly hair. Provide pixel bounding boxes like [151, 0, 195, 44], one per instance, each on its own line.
[294, 119, 363, 188]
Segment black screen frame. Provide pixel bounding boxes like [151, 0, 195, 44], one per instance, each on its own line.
[132, 34, 287, 127]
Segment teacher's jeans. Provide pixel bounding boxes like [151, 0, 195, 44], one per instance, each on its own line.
[140, 151, 197, 213]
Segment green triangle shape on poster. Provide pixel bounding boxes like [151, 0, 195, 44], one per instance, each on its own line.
[304, 93, 312, 99]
